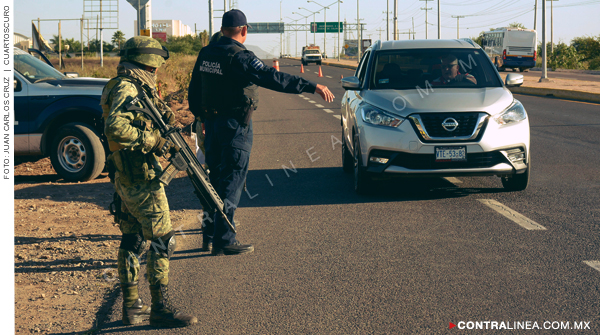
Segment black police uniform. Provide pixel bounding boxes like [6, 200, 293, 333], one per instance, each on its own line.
[188, 36, 318, 250]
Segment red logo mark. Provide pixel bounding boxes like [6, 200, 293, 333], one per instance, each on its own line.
[449, 322, 456, 329]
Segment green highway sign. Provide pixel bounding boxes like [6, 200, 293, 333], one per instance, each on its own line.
[310, 22, 344, 33]
[247, 22, 285, 34]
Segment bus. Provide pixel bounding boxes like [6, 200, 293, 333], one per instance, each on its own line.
[481, 27, 537, 72]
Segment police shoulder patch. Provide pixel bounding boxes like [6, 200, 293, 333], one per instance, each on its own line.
[250, 58, 265, 71]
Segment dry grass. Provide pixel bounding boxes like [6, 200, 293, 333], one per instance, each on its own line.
[50, 55, 197, 99]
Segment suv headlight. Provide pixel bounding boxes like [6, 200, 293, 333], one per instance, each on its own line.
[360, 104, 405, 128]
[493, 100, 527, 125]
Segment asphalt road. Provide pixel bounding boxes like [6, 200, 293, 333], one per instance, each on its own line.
[98, 60, 600, 334]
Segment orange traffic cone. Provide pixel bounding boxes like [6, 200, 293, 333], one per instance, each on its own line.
[318, 66, 323, 77]
[300, 64, 304, 73]
[273, 59, 280, 71]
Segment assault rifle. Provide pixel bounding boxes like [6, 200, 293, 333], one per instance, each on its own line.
[125, 84, 236, 234]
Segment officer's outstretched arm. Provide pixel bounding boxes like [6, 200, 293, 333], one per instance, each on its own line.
[315, 84, 335, 103]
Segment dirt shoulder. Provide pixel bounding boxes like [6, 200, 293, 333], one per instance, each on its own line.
[14, 100, 196, 334]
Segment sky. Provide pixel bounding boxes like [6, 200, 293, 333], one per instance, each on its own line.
[12, 0, 600, 57]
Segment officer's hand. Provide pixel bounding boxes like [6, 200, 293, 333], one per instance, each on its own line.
[315, 84, 335, 103]
[162, 110, 176, 126]
[152, 136, 172, 157]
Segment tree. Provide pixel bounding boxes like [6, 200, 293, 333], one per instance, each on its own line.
[470, 31, 485, 46]
[571, 35, 600, 63]
[508, 22, 527, 29]
[49, 35, 64, 52]
[112, 30, 126, 50]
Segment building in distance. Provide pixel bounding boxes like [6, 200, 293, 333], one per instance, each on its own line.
[134, 20, 193, 42]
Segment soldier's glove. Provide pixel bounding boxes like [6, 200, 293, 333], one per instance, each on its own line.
[162, 110, 176, 126]
[152, 136, 172, 157]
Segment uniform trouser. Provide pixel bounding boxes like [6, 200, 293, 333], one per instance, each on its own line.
[114, 174, 172, 286]
[204, 117, 252, 248]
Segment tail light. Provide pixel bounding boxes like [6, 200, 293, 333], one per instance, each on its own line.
[503, 49, 506, 60]
[533, 50, 537, 61]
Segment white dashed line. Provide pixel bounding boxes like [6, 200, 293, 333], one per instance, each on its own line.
[333, 115, 341, 119]
[299, 95, 305, 98]
[323, 109, 335, 113]
[326, 75, 332, 78]
[584, 261, 600, 273]
[478, 199, 546, 230]
[315, 104, 324, 108]
[444, 177, 462, 184]
[303, 97, 310, 100]
[308, 100, 316, 103]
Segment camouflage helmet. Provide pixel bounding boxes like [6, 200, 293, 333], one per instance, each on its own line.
[119, 36, 169, 68]
[209, 32, 223, 45]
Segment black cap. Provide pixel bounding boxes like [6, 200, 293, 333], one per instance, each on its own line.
[222, 9, 251, 28]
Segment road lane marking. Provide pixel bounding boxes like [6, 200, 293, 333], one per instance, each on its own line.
[333, 115, 341, 119]
[308, 100, 316, 103]
[584, 261, 600, 273]
[323, 109, 335, 113]
[326, 75, 332, 78]
[478, 199, 546, 230]
[315, 104, 324, 108]
[303, 97, 310, 100]
[299, 95, 305, 98]
[444, 177, 462, 184]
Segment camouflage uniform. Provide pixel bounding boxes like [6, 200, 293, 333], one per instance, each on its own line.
[102, 36, 196, 328]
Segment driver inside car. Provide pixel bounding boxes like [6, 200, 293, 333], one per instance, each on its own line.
[432, 55, 477, 86]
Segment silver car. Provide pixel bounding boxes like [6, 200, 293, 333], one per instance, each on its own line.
[340, 39, 529, 194]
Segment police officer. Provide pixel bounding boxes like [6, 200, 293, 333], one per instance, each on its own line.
[102, 36, 197, 328]
[188, 9, 335, 256]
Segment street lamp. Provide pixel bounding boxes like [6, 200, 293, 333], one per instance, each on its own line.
[292, 11, 312, 52]
[285, 16, 301, 57]
[298, 7, 321, 46]
[307, 0, 342, 60]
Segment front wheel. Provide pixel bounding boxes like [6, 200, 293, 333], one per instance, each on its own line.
[353, 135, 371, 194]
[49, 122, 106, 182]
[317, 61, 322, 65]
[341, 130, 353, 174]
[501, 162, 530, 192]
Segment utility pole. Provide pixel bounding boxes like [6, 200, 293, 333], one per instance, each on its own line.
[357, 0, 360, 61]
[451, 15, 464, 39]
[534, 0, 538, 32]
[412, 17, 415, 40]
[100, 0, 103, 67]
[437, 0, 441, 39]
[209, 0, 214, 37]
[81, 15, 84, 69]
[393, 0, 397, 40]
[58, 21, 62, 69]
[377, 27, 384, 41]
[420, 0, 433, 39]
[280, 1, 282, 58]
[547, 0, 557, 54]
[386, 0, 389, 40]
[540, 0, 549, 82]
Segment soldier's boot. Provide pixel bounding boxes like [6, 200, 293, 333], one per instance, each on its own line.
[121, 281, 151, 325]
[149, 284, 198, 328]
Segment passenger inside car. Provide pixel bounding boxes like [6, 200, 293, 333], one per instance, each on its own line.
[432, 55, 477, 86]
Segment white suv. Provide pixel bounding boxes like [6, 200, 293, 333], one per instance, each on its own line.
[340, 39, 529, 194]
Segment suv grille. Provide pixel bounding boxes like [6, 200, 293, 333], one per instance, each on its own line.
[390, 151, 508, 170]
[409, 112, 488, 142]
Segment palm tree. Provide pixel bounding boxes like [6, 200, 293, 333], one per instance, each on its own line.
[49, 35, 64, 52]
[112, 30, 126, 50]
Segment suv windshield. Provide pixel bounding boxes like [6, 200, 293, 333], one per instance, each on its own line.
[14, 49, 64, 83]
[371, 48, 502, 90]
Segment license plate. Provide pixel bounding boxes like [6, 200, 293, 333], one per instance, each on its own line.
[435, 146, 467, 162]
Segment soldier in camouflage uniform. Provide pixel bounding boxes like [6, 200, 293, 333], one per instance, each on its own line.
[101, 36, 197, 328]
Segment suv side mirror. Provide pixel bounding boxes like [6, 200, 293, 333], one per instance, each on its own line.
[505, 73, 524, 87]
[341, 76, 360, 90]
[14, 78, 22, 92]
[64, 72, 79, 78]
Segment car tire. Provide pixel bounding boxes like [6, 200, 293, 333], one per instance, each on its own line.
[501, 161, 530, 192]
[353, 135, 371, 194]
[317, 61, 322, 65]
[341, 131, 353, 174]
[49, 122, 106, 182]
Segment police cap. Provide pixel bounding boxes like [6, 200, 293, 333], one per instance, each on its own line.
[222, 9, 252, 28]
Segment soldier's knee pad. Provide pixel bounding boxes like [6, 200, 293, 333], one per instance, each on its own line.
[150, 230, 176, 259]
[120, 231, 147, 256]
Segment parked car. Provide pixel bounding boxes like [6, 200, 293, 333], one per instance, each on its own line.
[340, 39, 529, 194]
[14, 48, 108, 182]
